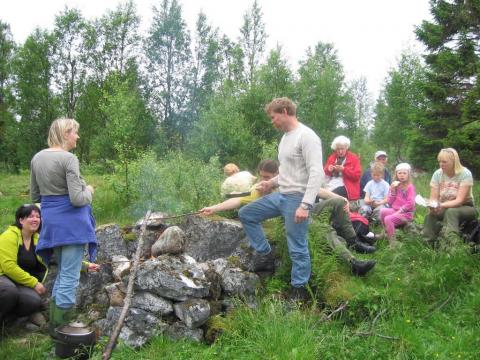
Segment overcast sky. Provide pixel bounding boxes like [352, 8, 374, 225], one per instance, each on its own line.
[1, 0, 432, 98]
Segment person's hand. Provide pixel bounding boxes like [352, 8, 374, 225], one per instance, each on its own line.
[200, 207, 215, 216]
[87, 263, 101, 272]
[295, 207, 309, 223]
[86, 185, 94, 194]
[343, 199, 350, 212]
[391, 181, 400, 190]
[430, 202, 443, 215]
[34, 282, 46, 295]
[327, 164, 335, 172]
[335, 165, 344, 172]
[256, 180, 273, 194]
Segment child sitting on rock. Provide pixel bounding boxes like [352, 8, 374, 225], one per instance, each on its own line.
[378, 163, 417, 248]
[360, 162, 390, 222]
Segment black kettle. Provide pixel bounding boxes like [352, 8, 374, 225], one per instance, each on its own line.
[55, 321, 97, 359]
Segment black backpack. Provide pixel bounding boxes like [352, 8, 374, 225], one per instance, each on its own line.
[460, 219, 480, 253]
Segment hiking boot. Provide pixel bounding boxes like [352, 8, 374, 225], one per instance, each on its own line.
[351, 259, 376, 276]
[351, 240, 376, 254]
[288, 286, 310, 303]
[29, 312, 47, 327]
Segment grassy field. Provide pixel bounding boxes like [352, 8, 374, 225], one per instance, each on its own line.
[1, 171, 479, 359]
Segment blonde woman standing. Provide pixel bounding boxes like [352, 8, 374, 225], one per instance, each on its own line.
[30, 118, 97, 336]
[423, 148, 477, 249]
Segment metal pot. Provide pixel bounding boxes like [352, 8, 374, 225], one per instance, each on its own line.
[54, 321, 97, 359]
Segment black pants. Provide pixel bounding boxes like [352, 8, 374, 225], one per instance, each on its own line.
[332, 186, 348, 198]
[0, 275, 43, 321]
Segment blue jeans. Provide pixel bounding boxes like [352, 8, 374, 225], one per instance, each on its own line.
[239, 192, 311, 287]
[52, 245, 84, 309]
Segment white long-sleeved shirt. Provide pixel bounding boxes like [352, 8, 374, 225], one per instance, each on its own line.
[272, 123, 324, 205]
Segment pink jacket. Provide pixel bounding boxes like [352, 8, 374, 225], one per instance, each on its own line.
[387, 183, 416, 220]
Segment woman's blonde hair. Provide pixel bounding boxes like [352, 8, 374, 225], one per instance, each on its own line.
[223, 163, 240, 176]
[47, 118, 79, 148]
[437, 148, 464, 175]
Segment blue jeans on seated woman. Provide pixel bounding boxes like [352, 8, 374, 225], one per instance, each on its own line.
[239, 192, 310, 287]
[52, 244, 84, 309]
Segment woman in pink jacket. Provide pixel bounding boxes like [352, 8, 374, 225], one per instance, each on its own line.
[379, 163, 416, 247]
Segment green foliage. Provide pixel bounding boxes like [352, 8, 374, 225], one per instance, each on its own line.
[186, 89, 258, 168]
[297, 42, 355, 151]
[121, 151, 223, 218]
[145, 0, 192, 149]
[373, 51, 428, 165]
[413, 0, 480, 173]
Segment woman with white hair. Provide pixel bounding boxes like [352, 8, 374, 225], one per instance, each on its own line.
[324, 135, 362, 201]
[30, 118, 98, 337]
[423, 148, 477, 249]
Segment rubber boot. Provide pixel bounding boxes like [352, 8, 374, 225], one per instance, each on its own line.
[351, 258, 376, 276]
[49, 304, 74, 338]
[352, 240, 376, 254]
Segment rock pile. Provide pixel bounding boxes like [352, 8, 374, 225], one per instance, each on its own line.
[44, 214, 276, 348]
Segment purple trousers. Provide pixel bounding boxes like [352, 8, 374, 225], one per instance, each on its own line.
[379, 208, 412, 238]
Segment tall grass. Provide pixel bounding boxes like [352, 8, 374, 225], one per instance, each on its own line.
[1, 166, 480, 359]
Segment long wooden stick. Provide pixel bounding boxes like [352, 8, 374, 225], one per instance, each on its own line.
[102, 210, 151, 360]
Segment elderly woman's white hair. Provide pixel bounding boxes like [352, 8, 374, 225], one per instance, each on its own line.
[330, 135, 351, 150]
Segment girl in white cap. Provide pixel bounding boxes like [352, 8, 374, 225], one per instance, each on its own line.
[378, 163, 417, 247]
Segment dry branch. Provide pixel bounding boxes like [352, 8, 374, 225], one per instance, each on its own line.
[102, 210, 152, 360]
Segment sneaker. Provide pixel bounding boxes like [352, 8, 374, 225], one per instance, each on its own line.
[288, 286, 310, 303]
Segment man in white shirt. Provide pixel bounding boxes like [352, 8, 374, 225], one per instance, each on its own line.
[239, 97, 324, 301]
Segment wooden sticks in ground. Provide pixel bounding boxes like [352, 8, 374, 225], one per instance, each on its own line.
[102, 210, 152, 360]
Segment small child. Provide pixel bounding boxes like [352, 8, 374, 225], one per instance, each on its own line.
[223, 163, 240, 177]
[378, 163, 416, 247]
[360, 162, 390, 221]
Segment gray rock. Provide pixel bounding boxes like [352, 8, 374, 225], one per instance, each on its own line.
[129, 227, 168, 259]
[232, 241, 276, 272]
[220, 268, 259, 297]
[111, 255, 131, 281]
[165, 322, 204, 342]
[209, 258, 229, 275]
[96, 224, 128, 261]
[105, 283, 125, 307]
[135, 212, 169, 229]
[180, 216, 246, 261]
[101, 306, 168, 348]
[173, 299, 210, 328]
[151, 226, 185, 256]
[132, 291, 173, 316]
[204, 268, 222, 300]
[76, 264, 114, 309]
[132, 254, 210, 301]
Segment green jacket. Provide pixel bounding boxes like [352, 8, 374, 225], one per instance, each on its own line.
[0, 225, 48, 287]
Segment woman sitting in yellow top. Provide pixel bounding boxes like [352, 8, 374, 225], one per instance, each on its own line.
[0, 204, 47, 325]
[200, 159, 279, 215]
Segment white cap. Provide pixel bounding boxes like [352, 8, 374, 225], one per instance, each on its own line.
[374, 150, 387, 159]
[395, 163, 411, 172]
